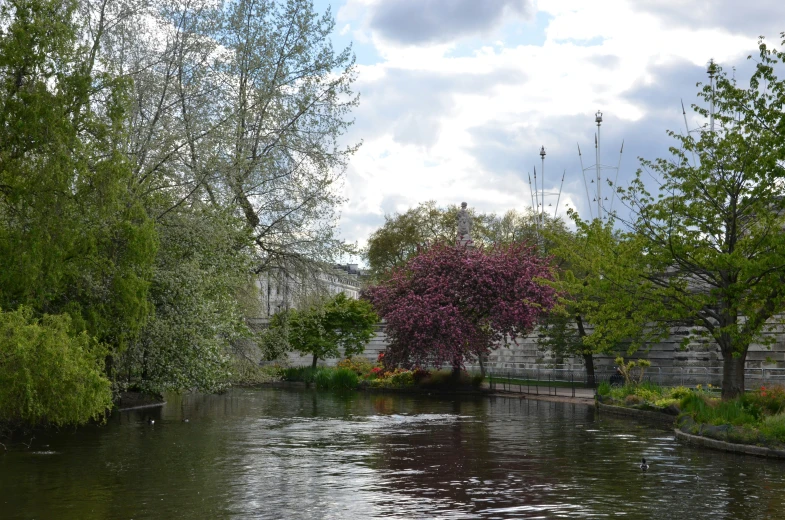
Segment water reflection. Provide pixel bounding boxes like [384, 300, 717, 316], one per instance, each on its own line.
[1, 388, 784, 519]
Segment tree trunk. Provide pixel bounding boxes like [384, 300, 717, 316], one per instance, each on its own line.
[452, 359, 462, 381]
[478, 353, 486, 378]
[312, 354, 318, 369]
[575, 315, 594, 387]
[583, 353, 596, 388]
[721, 349, 747, 400]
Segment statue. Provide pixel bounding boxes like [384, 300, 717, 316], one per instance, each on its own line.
[457, 201, 473, 246]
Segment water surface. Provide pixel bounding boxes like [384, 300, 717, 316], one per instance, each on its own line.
[1, 388, 784, 519]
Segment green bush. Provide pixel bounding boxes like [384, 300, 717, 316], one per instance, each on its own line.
[330, 368, 359, 391]
[314, 368, 333, 390]
[0, 307, 113, 427]
[759, 412, 785, 443]
[597, 381, 611, 396]
[668, 386, 692, 399]
[388, 370, 414, 387]
[654, 398, 678, 409]
[280, 366, 319, 383]
[680, 392, 759, 427]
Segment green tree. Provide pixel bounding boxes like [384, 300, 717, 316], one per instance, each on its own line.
[274, 292, 378, 368]
[118, 207, 258, 394]
[0, 0, 156, 375]
[619, 35, 785, 399]
[540, 218, 672, 385]
[364, 202, 559, 279]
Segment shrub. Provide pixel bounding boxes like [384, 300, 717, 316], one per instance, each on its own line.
[615, 357, 651, 385]
[654, 398, 678, 409]
[680, 393, 759, 426]
[280, 366, 319, 383]
[748, 385, 785, 416]
[597, 381, 611, 396]
[634, 387, 661, 403]
[668, 386, 692, 399]
[0, 307, 113, 427]
[388, 369, 415, 387]
[313, 368, 332, 390]
[420, 369, 473, 388]
[330, 368, 359, 391]
[759, 412, 785, 443]
[336, 356, 375, 376]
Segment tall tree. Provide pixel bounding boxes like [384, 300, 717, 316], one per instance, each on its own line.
[87, 0, 360, 388]
[0, 0, 157, 365]
[540, 218, 673, 385]
[364, 202, 559, 280]
[365, 243, 557, 373]
[97, 0, 359, 272]
[618, 35, 785, 399]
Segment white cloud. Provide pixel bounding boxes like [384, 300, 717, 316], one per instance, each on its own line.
[333, 0, 784, 256]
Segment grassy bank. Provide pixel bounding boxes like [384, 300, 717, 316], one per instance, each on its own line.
[598, 381, 785, 447]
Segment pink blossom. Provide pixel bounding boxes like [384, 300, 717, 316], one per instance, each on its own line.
[364, 242, 557, 369]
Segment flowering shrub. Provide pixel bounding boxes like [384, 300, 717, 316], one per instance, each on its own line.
[749, 385, 785, 415]
[336, 356, 375, 376]
[368, 367, 416, 388]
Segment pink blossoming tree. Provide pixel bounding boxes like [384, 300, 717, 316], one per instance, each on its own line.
[364, 243, 557, 374]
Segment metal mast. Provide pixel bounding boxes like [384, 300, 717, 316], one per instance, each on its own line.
[595, 110, 603, 219]
[578, 110, 623, 222]
[540, 145, 546, 229]
[708, 59, 716, 133]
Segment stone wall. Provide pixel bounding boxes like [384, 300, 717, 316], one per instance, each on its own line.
[286, 321, 785, 387]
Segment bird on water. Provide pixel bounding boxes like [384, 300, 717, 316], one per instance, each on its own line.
[640, 458, 649, 472]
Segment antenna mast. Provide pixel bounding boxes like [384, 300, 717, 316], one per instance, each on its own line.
[578, 110, 623, 221]
[540, 146, 546, 230]
[708, 59, 716, 133]
[595, 110, 603, 219]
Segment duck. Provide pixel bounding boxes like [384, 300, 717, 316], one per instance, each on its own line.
[640, 458, 649, 472]
[182, 418, 189, 423]
[147, 418, 155, 425]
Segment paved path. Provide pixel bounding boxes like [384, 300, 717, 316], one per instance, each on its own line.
[481, 382, 596, 406]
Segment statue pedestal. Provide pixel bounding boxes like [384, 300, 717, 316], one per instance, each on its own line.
[457, 235, 474, 248]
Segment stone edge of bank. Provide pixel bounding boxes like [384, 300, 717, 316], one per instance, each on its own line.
[674, 428, 785, 459]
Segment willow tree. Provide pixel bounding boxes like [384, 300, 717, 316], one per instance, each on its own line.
[620, 35, 785, 399]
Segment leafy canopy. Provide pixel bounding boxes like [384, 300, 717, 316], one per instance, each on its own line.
[365, 243, 557, 369]
[273, 292, 378, 367]
[616, 34, 785, 398]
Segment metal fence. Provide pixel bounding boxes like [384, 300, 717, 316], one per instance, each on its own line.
[481, 364, 785, 395]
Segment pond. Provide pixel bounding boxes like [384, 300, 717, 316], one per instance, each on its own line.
[1, 388, 784, 519]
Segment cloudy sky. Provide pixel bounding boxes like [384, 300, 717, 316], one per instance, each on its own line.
[312, 0, 785, 254]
